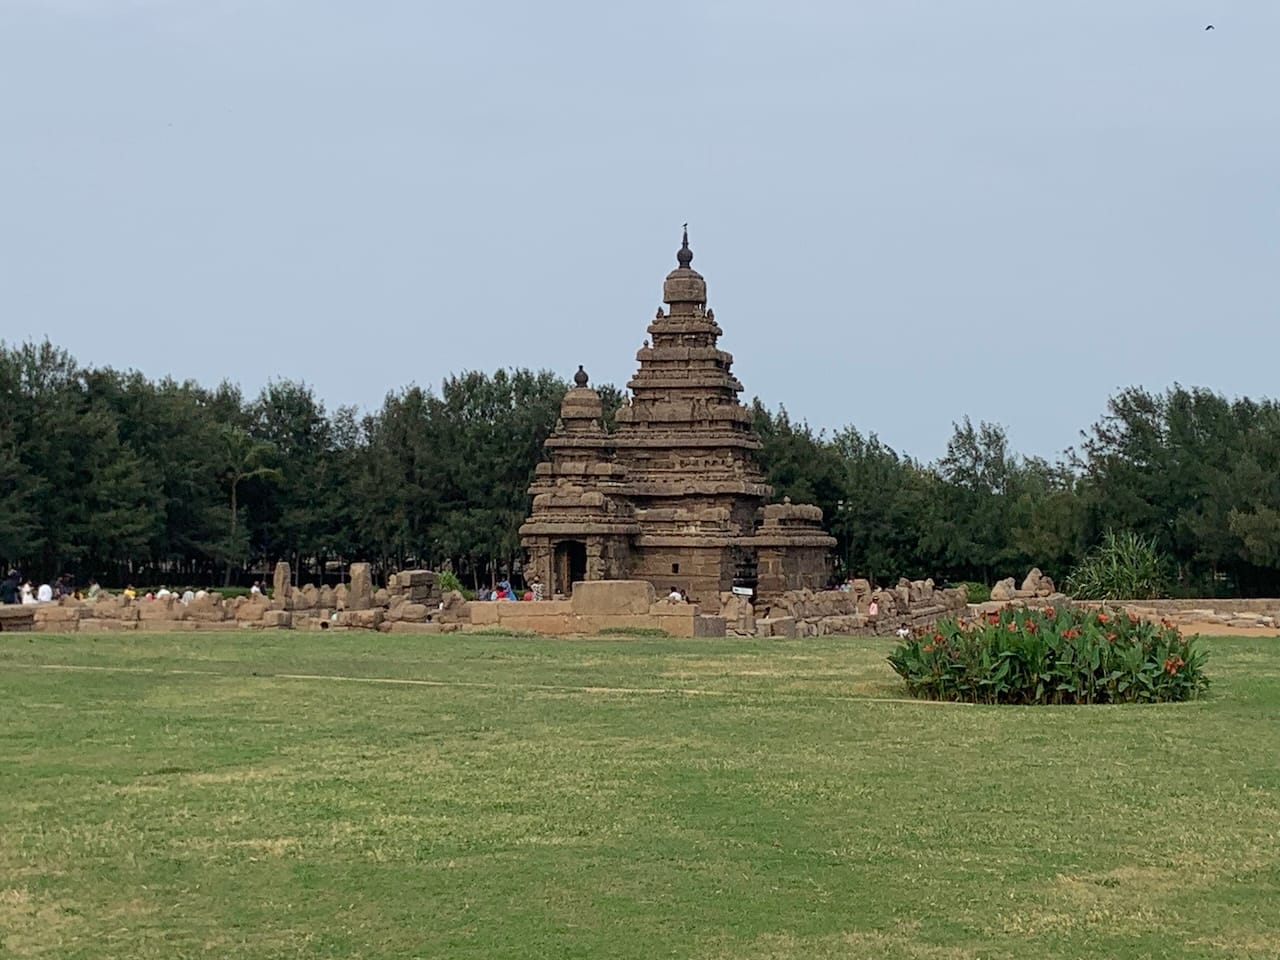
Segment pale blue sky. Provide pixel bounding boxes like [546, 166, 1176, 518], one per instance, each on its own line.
[3, 1, 1277, 462]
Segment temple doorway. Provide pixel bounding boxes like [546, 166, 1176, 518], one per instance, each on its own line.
[554, 540, 588, 595]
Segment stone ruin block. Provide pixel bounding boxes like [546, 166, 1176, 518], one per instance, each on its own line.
[334, 583, 349, 611]
[435, 591, 470, 625]
[990, 577, 1017, 602]
[385, 602, 429, 623]
[719, 592, 756, 636]
[262, 610, 293, 628]
[318, 584, 335, 608]
[755, 616, 797, 639]
[692, 615, 727, 638]
[387, 621, 443, 634]
[185, 594, 230, 622]
[138, 597, 182, 621]
[0, 607, 36, 632]
[348, 563, 373, 611]
[235, 595, 271, 622]
[79, 618, 134, 633]
[293, 583, 319, 611]
[94, 595, 140, 621]
[337, 608, 383, 630]
[272, 561, 292, 609]
[139, 619, 198, 632]
[570, 580, 655, 617]
[33, 605, 81, 630]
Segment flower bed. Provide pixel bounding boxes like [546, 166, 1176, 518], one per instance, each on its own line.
[888, 606, 1209, 704]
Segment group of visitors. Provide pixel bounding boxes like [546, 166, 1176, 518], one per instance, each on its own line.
[0, 571, 90, 605]
[0, 571, 220, 607]
[475, 575, 545, 602]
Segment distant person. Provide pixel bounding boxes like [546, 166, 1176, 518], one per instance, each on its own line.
[895, 623, 911, 639]
[868, 598, 880, 618]
[87, 579, 101, 599]
[250, 581, 262, 596]
[21, 581, 36, 604]
[123, 585, 137, 600]
[668, 587, 683, 602]
[37, 582, 54, 603]
[530, 575, 544, 602]
[181, 589, 195, 605]
[156, 585, 172, 599]
[0, 571, 19, 605]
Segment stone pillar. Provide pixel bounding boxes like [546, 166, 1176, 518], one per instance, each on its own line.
[272, 561, 292, 610]
[349, 563, 373, 611]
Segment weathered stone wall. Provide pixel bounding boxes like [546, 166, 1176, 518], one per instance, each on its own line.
[630, 544, 734, 607]
[462, 579, 726, 637]
[749, 578, 970, 639]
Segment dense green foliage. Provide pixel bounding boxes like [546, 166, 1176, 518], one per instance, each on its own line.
[2, 632, 1276, 958]
[5, 339, 1280, 595]
[1066, 530, 1169, 600]
[889, 606, 1209, 704]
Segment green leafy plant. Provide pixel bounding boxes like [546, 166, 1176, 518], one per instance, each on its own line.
[1065, 530, 1169, 600]
[962, 581, 991, 603]
[596, 626, 669, 637]
[888, 605, 1209, 704]
[437, 570, 475, 600]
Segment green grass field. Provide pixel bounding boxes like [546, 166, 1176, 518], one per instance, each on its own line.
[2, 632, 1278, 959]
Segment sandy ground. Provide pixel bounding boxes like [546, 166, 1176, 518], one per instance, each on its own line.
[1176, 620, 1280, 638]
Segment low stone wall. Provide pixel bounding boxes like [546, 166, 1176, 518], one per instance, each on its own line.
[0, 606, 36, 631]
[463, 580, 726, 638]
[745, 578, 970, 638]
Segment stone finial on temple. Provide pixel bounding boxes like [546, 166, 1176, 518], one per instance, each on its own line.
[574, 365, 589, 387]
[677, 223, 693, 268]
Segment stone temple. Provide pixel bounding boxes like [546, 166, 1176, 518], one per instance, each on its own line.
[519, 231, 835, 602]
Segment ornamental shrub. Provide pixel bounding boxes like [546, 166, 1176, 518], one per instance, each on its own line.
[1066, 529, 1169, 600]
[887, 606, 1209, 704]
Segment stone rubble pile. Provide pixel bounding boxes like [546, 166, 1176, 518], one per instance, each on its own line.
[722, 577, 970, 639]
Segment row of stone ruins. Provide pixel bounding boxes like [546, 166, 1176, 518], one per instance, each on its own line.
[4, 563, 1278, 636]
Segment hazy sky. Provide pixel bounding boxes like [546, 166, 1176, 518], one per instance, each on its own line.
[4, 1, 1277, 463]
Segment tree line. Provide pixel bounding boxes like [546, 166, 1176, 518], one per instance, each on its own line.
[3, 339, 1279, 596]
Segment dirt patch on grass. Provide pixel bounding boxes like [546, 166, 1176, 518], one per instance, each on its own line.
[182, 765, 289, 786]
[1, 887, 81, 957]
[710, 929, 980, 959]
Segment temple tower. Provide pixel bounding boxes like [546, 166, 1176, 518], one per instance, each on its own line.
[521, 230, 834, 603]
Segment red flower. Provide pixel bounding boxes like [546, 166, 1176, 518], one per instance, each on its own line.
[1097, 613, 1110, 624]
[1164, 655, 1185, 675]
[1043, 606, 1056, 617]
[923, 644, 935, 653]
[1063, 628, 1080, 640]
[1007, 622, 1018, 632]
[1024, 619, 1038, 632]
[986, 612, 1000, 625]
[1105, 632, 1117, 643]
[933, 632, 944, 642]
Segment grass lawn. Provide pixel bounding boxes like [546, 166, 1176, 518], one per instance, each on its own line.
[2, 631, 1278, 959]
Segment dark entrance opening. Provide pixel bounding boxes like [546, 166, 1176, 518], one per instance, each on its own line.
[554, 540, 588, 595]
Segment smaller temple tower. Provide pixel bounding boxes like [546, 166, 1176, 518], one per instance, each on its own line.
[519, 366, 639, 597]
